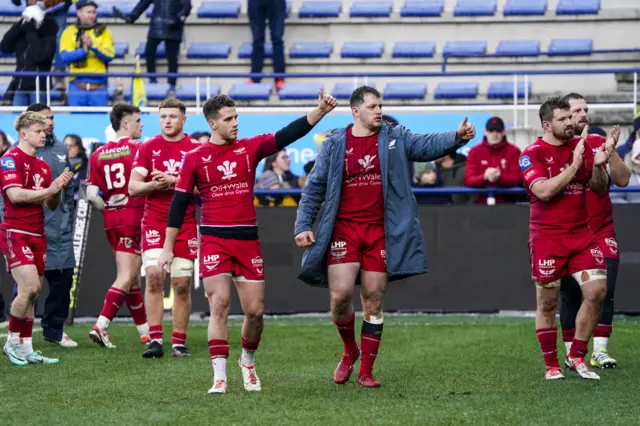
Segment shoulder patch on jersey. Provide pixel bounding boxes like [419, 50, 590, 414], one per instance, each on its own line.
[1, 157, 16, 171]
[519, 155, 533, 171]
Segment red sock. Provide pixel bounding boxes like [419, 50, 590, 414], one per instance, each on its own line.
[241, 336, 260, 353]
[562, 328, 575, 343]
[570, 338, 589, 358]
[208, 339, 229, 360]
[150, 325, 163, 343]
[359, 318, 383, 377]
[99, 287, 127, 320]
[334, 313, 358, 356]
[20, 317, 34, 339]
[536, 328, 560, 369]
[8, 314, 25, 334]
[125, 288, 147, 325]
[172, 332, 187, 347]
[593, 324, 612, 339]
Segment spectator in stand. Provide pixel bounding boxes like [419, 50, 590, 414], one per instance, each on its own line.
[0, 131, 10, 156]
[121, 0, 192, 96]
[255, 150, 300, 206]
[248, 0, 286, 90]
[413, 161, 448, 204]
[63, 133, 88, 199]
[616, 112, 640, 159]
[191, 131, 211, 143]
[60, 0, 115, 107]
[1, 1, 57, 106]
[298, 160, 315, 188]
[435, 152, 472, 204]
[611, 138, 640, 204]
[464, 116, 521, 204]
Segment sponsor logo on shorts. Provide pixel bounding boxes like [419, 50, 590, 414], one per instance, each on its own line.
[381, 249, 387, 267]
[330, 241, 347, 258]
[251, 256, 264, 275]
[22, 246, 34, 261]
[590, 247, 604, 264]
[203, 254, 220, 271]
[188, 237, 198, 255]
[145, 229, 161, 245]
[538, 259, 555, 277]
[519, 155, 532, 171]
[605, 237, 618, 254]
[120, 237, 133, 249]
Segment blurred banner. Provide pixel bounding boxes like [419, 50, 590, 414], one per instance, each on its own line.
[0, 112, 491, 176]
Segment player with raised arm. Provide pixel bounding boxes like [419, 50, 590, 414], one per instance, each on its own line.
[294, 86, 476, 388]
[0, 112, 73, 366]
[520, 97, 613, 381]
[558, 93, 629, 369]
[157, 91, 337, 394]
[86, 103, 151, 348]
[129, 98, 200, 359]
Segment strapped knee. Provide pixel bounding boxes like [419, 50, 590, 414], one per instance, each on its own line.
[171, 257, 194, 278]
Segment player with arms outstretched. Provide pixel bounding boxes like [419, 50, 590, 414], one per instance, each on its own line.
[129, 98, 200, 358]
[157, 92, 337, 394]
[520, 97, 613, 381]
[86, 103, 151, 348]
[0, 112, 73, 366]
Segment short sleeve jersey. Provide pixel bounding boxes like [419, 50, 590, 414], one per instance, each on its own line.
[520, 137, 595, 239]
[0, 147, 53, 235]
[175, 134, 277, 227]
[132, 134, 200, 223]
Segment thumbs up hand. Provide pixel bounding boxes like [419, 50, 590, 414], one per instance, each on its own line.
[456, 116, 476, 143]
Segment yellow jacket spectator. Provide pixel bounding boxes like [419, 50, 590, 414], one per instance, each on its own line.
[59, 0, 114, 106]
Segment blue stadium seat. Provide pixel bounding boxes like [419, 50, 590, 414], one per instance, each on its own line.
[495, 40, 540, 57]
[187, 42, 231, 59]
[114, 42, 129, 59]
[289, 42, 333, 58]
[453, 0, 497, 16]
[229, 83, 272, 101]
[299, 1, 342, 17]
[238, 42, 273, 59]
[383, 83, 427, 100]
[177, 83, 222, 101]
[503, 0, 547, 16]
[547, 39, 593, 56]
[350, 1, 393, 17]
[68, 2, 136, 17]
[392, 41, 436, 58]
[286, 0, 292, 17]
[341, 42, 385, 58]
[487, 81, 532, 99]
[197, 1, 241, 18]
[442, 41, 487, 57]
[0, 82, 7, 98]
[556, 0, 600, 15]
[0, 50, 15, 58]
[145, 83, 173, 100]
[400, 0, 444, 17]
[434, 82, 479, 99]
[331, 82, 377, 99]
[136, 42, 166, 59]
[0, 0, 22, 16]
[279, 83, 324, 100]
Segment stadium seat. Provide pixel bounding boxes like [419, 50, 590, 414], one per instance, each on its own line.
[114, 42, 129, 59]
[487, 81, 532, 99]
[278, 82, 324, 100]
[556, 0, 600, 15]
[434, 82, 479, 99]
[145, 83, 173, 100]
[229, 83, 272, 101]
[177, 83, 222, 101]
[238, 42, 273, 59]
[0, 1, 22, 16]
[495, 40, 541, 57]
[503, 0, 547, 16]
[68, 2, 135, 17]
[453, 0, 497, 17]
[383, 83, 427, 100]
[331, 82, 377, 99]
[197, 1, 241, 18]
[286, 0, 292, 17]
[442, 41, 487, 58]
[400, 0, 444, 17]
[341, 42, 385, 58]
[298, 1, 342, 18]
[350, 1, 393, 18]
[547, 39, 593, 56]
[186, 42, 231, 59]
[0, 50, 15, 58]
[136, 42, 166, 59]
[0, 82, 7, 98]
[392, 41, 436, 58]
[289, 42, 333, 58]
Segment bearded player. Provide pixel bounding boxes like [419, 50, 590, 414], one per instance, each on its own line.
[129, 98, 200, 358]
[295, 86, 476, 388]
[86, 103, 151, 348]
[558, 93, 630, 368]
[157, 91, 337, 394]
[520, 97, 615, 381]
[1, 112, 73, 365]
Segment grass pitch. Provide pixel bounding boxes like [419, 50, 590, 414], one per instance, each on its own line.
[1, 316, 639, 425]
